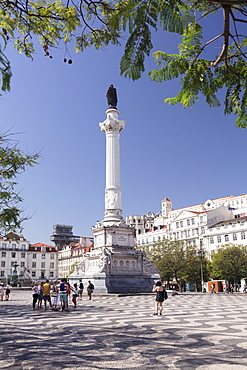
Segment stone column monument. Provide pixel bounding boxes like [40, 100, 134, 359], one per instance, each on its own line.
[69, 85, 160, 292]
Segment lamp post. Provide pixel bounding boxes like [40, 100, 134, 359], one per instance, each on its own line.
[197, 250, 205, 292]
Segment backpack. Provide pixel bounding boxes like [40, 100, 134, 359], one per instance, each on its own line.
[60, 282, 65, 291]
[89, 283, 94, 290]
[79, 282, 84, 290]
[164, 290, 168, 300]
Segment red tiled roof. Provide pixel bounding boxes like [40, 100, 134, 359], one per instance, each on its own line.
[32, 243, 54, 247]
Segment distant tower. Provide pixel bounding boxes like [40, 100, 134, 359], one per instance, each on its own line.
[162, 198, 172, 218]
[50, 224, 80, 250]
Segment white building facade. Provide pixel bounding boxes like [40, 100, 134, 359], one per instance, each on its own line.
[58, 237, 93, 278]
[127, 193, 247, 257]
[0, 234, 58, 283]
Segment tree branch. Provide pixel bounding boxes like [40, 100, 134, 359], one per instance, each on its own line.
[211, 5, 230, 67]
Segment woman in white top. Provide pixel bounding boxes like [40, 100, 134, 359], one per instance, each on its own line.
[0, 283, 5, 301]
[32, 282, 39, 309]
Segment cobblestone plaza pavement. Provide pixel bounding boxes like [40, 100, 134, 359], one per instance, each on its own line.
[1, 291, 247, 370]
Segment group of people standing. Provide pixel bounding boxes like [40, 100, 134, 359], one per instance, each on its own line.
[0, 283, 11, 301]
[32, 279, 94, 311]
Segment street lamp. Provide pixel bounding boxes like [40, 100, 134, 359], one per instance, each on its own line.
[197, 250, 205, 292]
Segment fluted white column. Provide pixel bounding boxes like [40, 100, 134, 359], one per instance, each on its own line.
[99, 108, 126, 224]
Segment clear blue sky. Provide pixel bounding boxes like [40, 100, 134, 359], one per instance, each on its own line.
[1, 15, 247, 245]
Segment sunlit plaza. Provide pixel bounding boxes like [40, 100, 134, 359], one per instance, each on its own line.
[1, 290, 247, 370]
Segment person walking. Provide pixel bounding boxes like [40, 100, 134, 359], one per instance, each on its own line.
[211, 284, 216, 294]
[152, 281, 167, 315]
[87, 281, 94, 300]
[78, 280, 84, 299]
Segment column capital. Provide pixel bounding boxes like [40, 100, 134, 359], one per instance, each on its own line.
[99, 108, 126, 133]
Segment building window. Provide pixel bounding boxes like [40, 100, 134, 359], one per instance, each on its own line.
[1, 261, 5, 267]
[21, 253, 25, 258]
[41, 262, 45, 268]
[1, 271, 4, 277]
[21, 244, 26, 250]
[50, 262, 54, 269]
[187, 230, 191, 237]
[233, 233, 237, 241]
[50, 272, 54, 277]
[192, 218, 195, 225]
[225, 235, 229, 242]
[187, 219, 190, 226]
[32, 262, 36, 268]
[176, 222, 179, 228]
[210, 237, 214, 244]
[2, 252, 6, 258]
[2, 243, 6, 250]
[200, 216, 203, 223]
[12, 244, 16, 250]
[42, 254, 46, 259]
[217, 235, 221, 243]
[180, 221, 183, 227]
[32, 272, 36, 277]
[11, 261, 15, 267]
[33, 253, 36, 259]
[21, 262, 25, 268]
[241, 232, 245, 240]
[11, 252, 16, 258]
[201, 227, 205, 234]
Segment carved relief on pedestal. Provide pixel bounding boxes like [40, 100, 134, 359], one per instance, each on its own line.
[143, 255, 160, 274]
[105, 189, 121, 209]
[98, 248, 111, 273]
[70, 259, 86, 276]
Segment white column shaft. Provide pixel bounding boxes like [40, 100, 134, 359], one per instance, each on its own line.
[106, 132, 121, 189]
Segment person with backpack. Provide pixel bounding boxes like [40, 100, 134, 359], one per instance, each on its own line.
[59, 278, 69, 311]
[87, 280, 94, 300]
[152, 281, 167, 315]
[78, 280, 84, 299]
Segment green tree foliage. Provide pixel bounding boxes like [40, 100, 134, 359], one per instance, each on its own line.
[0, 131, 39, 235]
[142, 239, 209, 291]
[1, 1, 247, 126]
[211, 244, 247, 283]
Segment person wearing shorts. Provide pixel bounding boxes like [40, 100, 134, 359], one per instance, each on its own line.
[59, 278, 69, 311]
[43, 279, 52, 310]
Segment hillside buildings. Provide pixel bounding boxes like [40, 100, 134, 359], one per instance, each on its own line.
[58, 236, 93, 278]
[126, 193, 247, 257]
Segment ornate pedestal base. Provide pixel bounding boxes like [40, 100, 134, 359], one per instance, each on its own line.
[69, 223, 160, 294]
